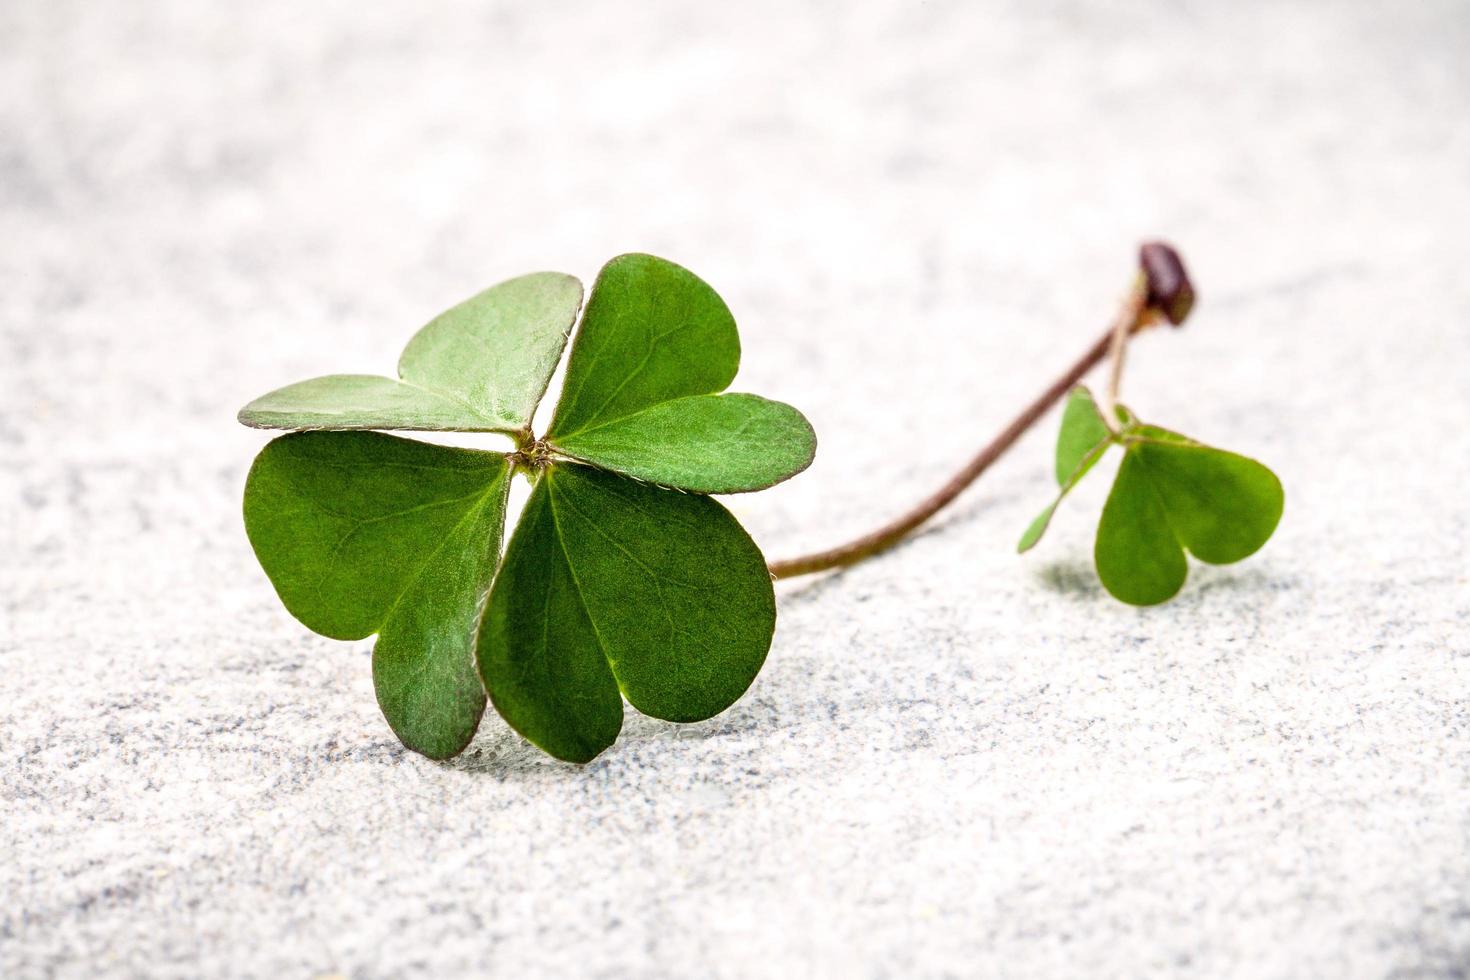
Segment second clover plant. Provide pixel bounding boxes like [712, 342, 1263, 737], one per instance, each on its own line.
[240, 255, 816, 761]
[1018, 387, 1283, 604]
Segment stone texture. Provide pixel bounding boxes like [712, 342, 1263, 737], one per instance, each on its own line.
[4, 1, 1469, 977]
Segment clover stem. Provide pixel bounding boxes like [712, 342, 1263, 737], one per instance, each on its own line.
[767, 271, 1158, 580]
[1099, 273, 1150, 433]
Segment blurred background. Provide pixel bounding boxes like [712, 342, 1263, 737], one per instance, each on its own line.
[4, 2, 1469, 977]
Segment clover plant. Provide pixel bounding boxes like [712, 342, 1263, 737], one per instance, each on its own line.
[240, 255, 814, 761]
[240, 243, 1283, 762]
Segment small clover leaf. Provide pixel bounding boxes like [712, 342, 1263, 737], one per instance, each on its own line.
[1054, 385, 1111, 486]
[1092, 445, 1188, 605]
[241, 254, 814, 762]
[1020, 386, 1283, 605]
[1018, 386, 1113, 553]
[1096, 433, 1284, 603]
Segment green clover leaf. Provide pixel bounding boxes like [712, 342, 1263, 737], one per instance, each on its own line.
[547, 254, 739, 439]
[240, 255, 815, 761]
[545, 253, 815, 492]
[1018, 386, 1114, 553]
[1054, 384, 1112, 486]
[478, 465, 774, 762]
[1096, 434, 1284, 604]
[1019, 385, 1283, 605]
[243, 433, 510, 759]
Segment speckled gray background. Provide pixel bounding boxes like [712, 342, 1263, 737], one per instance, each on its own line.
[4, 1, 1469, 977]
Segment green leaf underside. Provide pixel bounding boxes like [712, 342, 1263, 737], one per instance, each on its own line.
[1056, 386, 1111, 486]
[243, 432, 511, 759]
[552, 393, 816, 493]
[478, 464, 775, 763]
[238, 272, 582, 433]
[399, 272, 583, 430]
[1095, 441, 1284, 605]
[548, 254, 740, 441]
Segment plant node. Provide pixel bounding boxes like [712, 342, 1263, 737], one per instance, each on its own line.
[510, 437, 554, 472]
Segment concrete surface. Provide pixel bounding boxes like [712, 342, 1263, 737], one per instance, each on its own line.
[4, 1, 1469, 977]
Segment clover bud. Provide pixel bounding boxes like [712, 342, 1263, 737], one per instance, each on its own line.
[1139, 241, 1195, 326]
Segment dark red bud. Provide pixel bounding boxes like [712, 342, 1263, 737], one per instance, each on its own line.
[1139, 241, 1195, 326]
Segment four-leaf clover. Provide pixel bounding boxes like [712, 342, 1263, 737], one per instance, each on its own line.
[1019, 386, 1283, 605]
[239, 255, 816, 761]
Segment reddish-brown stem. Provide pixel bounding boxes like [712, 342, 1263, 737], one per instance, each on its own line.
[768, 276, 1155, 580]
